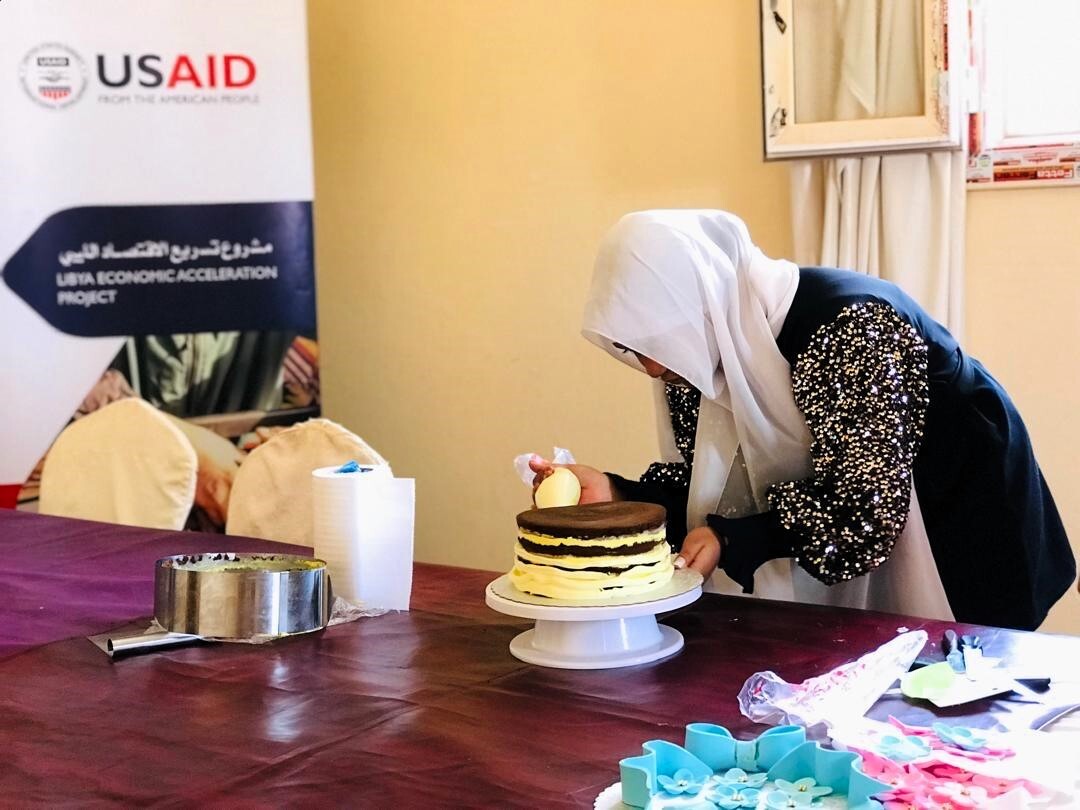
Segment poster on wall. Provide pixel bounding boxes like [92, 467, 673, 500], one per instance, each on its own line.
[0, 0, 318, 526]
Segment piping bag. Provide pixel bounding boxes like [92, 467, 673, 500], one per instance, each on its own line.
[738, 630, 929, 729]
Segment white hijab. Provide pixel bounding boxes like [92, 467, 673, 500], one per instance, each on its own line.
[582, 210, 812, 528]
[581, 209, 954, 620]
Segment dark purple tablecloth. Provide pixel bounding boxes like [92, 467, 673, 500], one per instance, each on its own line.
[1, 510, 1078, 807]
[0, 510, 308, 661]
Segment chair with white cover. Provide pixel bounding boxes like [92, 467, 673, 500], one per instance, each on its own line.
[226, 418, 387, 546]
[39, 398, 198, 530]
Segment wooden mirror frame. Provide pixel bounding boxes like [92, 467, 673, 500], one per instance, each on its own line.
[761, 0, 965, 160]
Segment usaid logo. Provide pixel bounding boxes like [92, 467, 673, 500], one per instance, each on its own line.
[20, 44, 258, 109]
[19, 43, 88, 109]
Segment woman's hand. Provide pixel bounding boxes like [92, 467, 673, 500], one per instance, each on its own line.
[676, 526, 722, 579]
[528, 456, 618, 504]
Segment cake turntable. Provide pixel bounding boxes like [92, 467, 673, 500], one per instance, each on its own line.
[485, 568, 703, 670]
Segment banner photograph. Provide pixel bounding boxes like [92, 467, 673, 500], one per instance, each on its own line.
[0, 0, 316, 526]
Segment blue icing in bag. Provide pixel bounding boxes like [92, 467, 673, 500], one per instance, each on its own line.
[336, 460, 371, 474]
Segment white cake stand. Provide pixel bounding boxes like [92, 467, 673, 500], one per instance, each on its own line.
[485, 569, 703, 670]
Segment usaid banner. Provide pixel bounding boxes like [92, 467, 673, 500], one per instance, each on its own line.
[0, 0, 316, 506]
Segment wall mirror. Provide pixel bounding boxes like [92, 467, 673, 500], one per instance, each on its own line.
[761, 0, 965, 159]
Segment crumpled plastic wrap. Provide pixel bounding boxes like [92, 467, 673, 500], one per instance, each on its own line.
[327, 595, 388, 625]
[738, 630, 928, 728]
[512, 446, 576, 487]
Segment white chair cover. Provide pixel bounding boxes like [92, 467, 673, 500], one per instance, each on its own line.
[39, 398, 197, 530]
[226, 418, 387, 545]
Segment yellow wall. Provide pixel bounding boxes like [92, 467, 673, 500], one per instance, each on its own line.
[308, 0, 791, 574]
[308, 2, 1079, 633]
[965, 188, 1080, 634]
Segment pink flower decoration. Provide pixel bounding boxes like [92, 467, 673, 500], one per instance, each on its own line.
[878, 788, 937, 809]
[859, 751, 907, 780]
[919, 763, 973, 782]
[930, 781, 989, 808]
[861, 751, 931, 793]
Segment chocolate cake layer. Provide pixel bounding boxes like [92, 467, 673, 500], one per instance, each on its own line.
[516, 537, 662, 557]
[516, 501, 665, 538]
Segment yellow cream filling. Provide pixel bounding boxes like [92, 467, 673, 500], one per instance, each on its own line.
[516, 526, 665, 550]
[510, 554, 674, 600]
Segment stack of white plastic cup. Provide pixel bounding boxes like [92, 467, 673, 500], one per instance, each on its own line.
[311, 464, 416, 610]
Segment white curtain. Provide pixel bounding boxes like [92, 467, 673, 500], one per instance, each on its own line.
[789, 0, 966, 334]
[789, 153, 965, 333]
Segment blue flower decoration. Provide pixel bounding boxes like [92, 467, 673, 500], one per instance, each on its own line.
[710, 784, 761, 809]
[717, 768, 768, 789]
[878, 733, 932, 763]
[764, 790, 814, 809]
[657, 768, 705, 796]
[932, 722, 989, 751]
[775, 777, 833, 798]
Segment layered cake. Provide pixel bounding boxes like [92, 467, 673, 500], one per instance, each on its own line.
[511, 502, 673, 600]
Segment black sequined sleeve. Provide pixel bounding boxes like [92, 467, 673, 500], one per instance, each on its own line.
[766, 301, 929, 585]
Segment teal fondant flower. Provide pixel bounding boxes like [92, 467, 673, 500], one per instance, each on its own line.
[878, 733, 932, 763]
[932, 722, 989, 751]
[775, 777, 833, 799]
[764, 790, 814, 809]
[657, 768, 705, 796]
[717, 768, 767, 788]
[710, 784, 761, 809]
